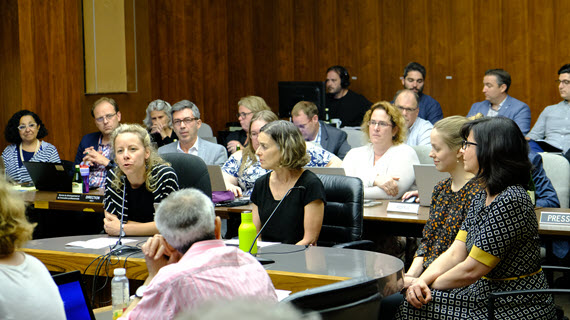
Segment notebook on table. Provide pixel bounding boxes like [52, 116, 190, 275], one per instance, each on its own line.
[23, 161, 74, 192]
[52, 270, 96, 320]
[413, 164, 450, 207]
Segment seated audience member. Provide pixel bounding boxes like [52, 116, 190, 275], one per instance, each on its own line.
[325, 65, 372, 127]
[292, 101, 351, 159]
[396, 117, 554, 319]
[103, 124, 179, 236]
[529, 150, 560, 208]
[75, 97, 121, 189]
[158, 100, 227, 166]
[223, 110, 342, 197]
[224, 96, 270, 155]
[120, 189, 277, 319]
[2, 110, 60, 183]
[394, 89, 432, 146]
[399, 62, 443, 124]
[251, 121, 326, 245]
[343, 101, 420, 199]
[526, 63, 570, 155]
[143, 99, 178, 148]
[0, 178, 66, 319]
[467, 69, 531, 135]
[380, 115, 482, 318]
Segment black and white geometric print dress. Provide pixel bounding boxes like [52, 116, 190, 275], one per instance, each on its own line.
[396, 185, 555, 320]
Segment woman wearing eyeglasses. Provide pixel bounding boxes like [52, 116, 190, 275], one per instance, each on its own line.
[2, 110, 60, 183]
[224, 96, 270, 155]
[143, 99, 178, 148]
[396, 117, 554, 319]
[342, 101, 419, 199]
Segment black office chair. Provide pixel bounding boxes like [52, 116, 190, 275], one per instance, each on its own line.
[315, 174, 374, 250]
[487, 265, 570, 320]
[160, 153, 212, 198]
[281, 277, 381, 320]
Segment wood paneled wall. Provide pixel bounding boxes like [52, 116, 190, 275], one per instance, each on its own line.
[1, 0, 569, 161]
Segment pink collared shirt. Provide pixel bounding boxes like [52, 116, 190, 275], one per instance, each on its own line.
[124, 239, 277, 320]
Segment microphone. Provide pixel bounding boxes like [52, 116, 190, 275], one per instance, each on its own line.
[111, 175, 136, 253]
[248, 186, 306, 265]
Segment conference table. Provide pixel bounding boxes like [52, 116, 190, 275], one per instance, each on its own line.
[22, 234, 404, 295]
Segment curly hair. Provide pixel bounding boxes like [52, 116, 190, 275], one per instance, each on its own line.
[361, 101, 406, 145]
[143, 99, 172, 129]
[239, 110, 278, 175]
[0, 178, 36, 256]
[260, 120, 310, 170]
[4, 110, 49, 144]
[109, 123, 169, 193]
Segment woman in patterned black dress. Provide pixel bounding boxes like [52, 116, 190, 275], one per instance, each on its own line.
[396, 117, 555, 319]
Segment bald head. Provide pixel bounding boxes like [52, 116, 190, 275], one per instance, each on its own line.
[394, 89, 419, 129]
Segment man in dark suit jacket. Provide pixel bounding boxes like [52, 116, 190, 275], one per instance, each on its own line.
[291, 101, 351, 159]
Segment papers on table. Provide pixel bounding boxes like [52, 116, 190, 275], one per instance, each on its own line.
[224, 239, 280, 248]
[66, 237, 137, 249]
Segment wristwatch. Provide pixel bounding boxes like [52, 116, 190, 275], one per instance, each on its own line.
[135, 285, 148, 299]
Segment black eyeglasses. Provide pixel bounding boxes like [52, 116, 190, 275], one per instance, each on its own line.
[461, 140, 477, 149]
[237, 112, 253, 119]
[173, 118, 199, 126]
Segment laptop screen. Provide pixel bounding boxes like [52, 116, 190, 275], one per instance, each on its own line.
[53, 271, 96, 320]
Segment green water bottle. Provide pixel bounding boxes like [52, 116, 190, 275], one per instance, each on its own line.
[239, 211, 257, 254]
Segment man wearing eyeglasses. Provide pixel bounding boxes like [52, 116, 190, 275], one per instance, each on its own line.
[526, 63, 570, 156]
[394, 89, 432, 146]
[400, 62, 443, 125]
[467, 69, 531, 135]
[291, 101, 351, 159]
[74, 97, 121, 189]
[158, 100, 227, 166]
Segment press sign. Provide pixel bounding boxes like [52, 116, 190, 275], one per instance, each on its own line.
[540, 212, 570, 225]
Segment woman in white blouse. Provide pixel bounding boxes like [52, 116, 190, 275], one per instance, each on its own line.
[343, 101, 419, 199]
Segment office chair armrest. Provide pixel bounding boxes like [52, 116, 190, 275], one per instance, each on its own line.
[332, 240, 375, 251]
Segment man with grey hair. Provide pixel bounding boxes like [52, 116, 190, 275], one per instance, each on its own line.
[121, 189, 277, 320]
[158, 100, 227, 165]
[394, 89, 432, 146]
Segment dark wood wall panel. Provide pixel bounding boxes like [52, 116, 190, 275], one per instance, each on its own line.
[2, 0, 570, 160]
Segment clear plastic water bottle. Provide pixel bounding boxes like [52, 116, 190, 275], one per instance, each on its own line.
[111, 268, 130, 320]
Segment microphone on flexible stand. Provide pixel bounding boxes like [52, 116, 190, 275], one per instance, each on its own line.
[248, 186, 306, 265]
[111, 175, 136, 253]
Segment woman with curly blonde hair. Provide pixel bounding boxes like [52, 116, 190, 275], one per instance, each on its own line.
[103, 123, 179, 236]
[343, 101, 420, 199]
[0, 178, 66, 319]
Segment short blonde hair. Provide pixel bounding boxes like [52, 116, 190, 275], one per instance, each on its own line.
[361, 101, 406, 145]
[0, 179, 36, 256]
[238, 96, 270, 113]
[110, 123, 169, 193]
[260, 120, 310, 170]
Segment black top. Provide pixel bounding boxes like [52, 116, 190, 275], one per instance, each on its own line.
[326, 90, 372, 127]
[104, 164, 179, 222]
[150, 131, 178, 148]
[250, 170, 326, 244]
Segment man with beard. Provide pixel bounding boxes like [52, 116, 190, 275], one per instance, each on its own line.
[400, 62, 443, 125]
[325, 65, 372, 127]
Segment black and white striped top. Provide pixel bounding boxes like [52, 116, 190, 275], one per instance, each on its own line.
[1, 142, 61, 183]
[104, 164, 179, 222]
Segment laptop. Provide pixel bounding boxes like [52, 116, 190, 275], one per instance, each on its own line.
[24, 161, 74, 192]
[207, 165, 228, 192]
[52, 270, 96, 320]
[304, 166, 346, 176]
[413, 164, 449, 207]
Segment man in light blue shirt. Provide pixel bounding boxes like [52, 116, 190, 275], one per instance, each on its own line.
[394, 89, 432, 146]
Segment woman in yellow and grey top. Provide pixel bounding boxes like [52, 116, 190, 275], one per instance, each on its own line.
[396, 117, 554, 320]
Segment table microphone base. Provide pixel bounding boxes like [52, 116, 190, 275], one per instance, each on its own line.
[110, 244, 141, 255]
[255, 256, 275, 265]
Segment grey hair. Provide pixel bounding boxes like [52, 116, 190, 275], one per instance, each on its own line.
[143, 99, 172, 128]
[171, 100, 201, 119]
[155, 188, 215, 253]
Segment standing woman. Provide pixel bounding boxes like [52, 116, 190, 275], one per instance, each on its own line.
[143, 99, 178, 148]
[250, 120, 326, 246]
[103, 124, 179, 236]
[343, 101, 419, 199]
[225, 96, 270, 155]
[397, 117, 554, 319]
[2, 110, 60, 183]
